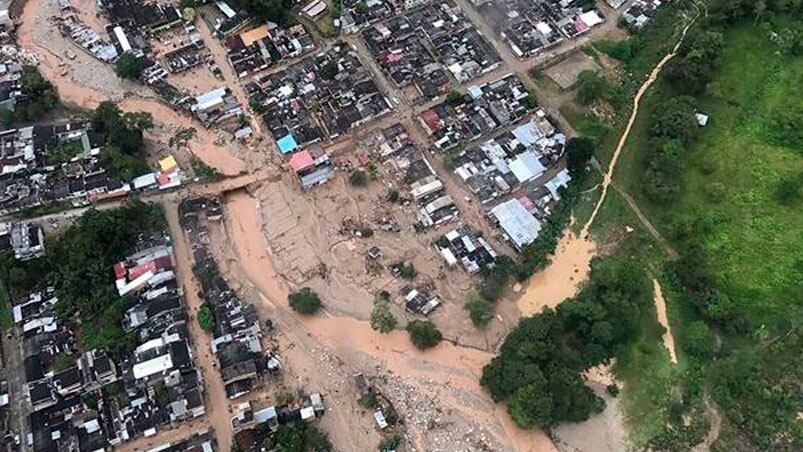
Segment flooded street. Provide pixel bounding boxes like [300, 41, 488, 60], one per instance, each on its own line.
[517, 230, 596, 316]
[221, 190, 556, 451]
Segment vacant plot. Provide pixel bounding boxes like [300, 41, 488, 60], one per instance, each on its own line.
[545, 51, 601, 89]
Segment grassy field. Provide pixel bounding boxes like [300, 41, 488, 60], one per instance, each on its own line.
[577, 15, 803, 449]
[616, 22, 803, 330]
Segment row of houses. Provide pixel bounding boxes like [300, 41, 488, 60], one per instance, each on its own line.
[0, 221, 45, 261]
[451, 111, 564, 204]
[225, 22, 315, 78]
[0, 123, 182, 215]
[247, 42, 392, 155]
[361, 0, 501, 100]
[179, 197, 275, 400]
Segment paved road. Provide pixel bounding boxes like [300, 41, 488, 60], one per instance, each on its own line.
[2, 326, 30, 452]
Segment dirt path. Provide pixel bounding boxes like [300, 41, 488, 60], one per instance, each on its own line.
[517, 6, 700, 318]
[581, 7, 700, 237]
[163, 200, 234, 451]
[17, 0, 247, 175]
[652, 278, 678, 365]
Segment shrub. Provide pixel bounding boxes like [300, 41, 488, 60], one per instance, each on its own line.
[197, 305, 215, 332]
[406, 320, 442, 349]
[370, 300, 397, 333]
[349, 170, 367, 187]
[289, 288, 323, 315]
[398, 262, 417, 280]
[465, 294, 494, 328]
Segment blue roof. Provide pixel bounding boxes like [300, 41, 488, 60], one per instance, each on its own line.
[277, 134, 298, 154]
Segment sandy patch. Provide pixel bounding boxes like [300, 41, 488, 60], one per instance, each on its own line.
[652, 278, 677, 364]
[517, 230, 596, 316]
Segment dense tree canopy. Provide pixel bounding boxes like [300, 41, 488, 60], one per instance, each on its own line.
[7, 66, 59, 124]
[565, 137, 596, 180]
[230, 0, 295, 25]
[45, 201, 166, 357]
[664, 31, 724, 95]
[648, 96, 699, 145]
[267, 421, 332, 451]
[289, 288, 323, 315]
[92, 101, 153, 178]
[406, 320, 442, 349]
[115, 53, 143, 80]
[481, 256, 651, 429]
[643, 139, 685, 203]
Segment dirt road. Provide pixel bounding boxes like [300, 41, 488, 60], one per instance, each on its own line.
[582, 7, 701, 237]
[163, 200, 234, 451]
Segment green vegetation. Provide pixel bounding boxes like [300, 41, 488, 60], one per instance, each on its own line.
[349, 170, 367, 186]
[464, 293, 493, 328]
[0, 279, 11, 330]
[93, 101, 153, 179]
[229, 0, 295, 25]
[289, 288, 323, 315]
[197, 305, 215, 332]
[397, 262, 417, 280]
[191, 157, 219, 180]
[576, 70, 622, 107]
[0, 201, 165, 358]
[572, 2, 803, 448]
[482, 256, 651, 429]
[406, 320, 442, 350]
[319, 60, 339, 80]
[4, 66, 59, 124]
[50, 140, 85, 164]
[267, 421, 332, 451]
[565, 137, 595, 179]
[114, 53, 143, 80]
[446, 89, 465, 105]
[378, 435, 402, 452]
[370, 298, 397, 333]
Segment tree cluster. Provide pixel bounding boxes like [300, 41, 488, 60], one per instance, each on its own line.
[263, 421, 332, 451]
[641, 96, 698, 204]
[576, 71, 623, 108]
[197, 305, 216, 332]
[664, 30, 725, 95]
[4, 66, 59, 124]
[229, 0, 295, 25]
[370, 295, 397, 333]
[707, 0, 803, 25]
[92, 101, 154, 179]
[289, 288, 323, 315]
[28, 201, 166, 358]
[481, 256, 651, 429]
[114, 53, 144, 80]
[406, 320, 442, 349]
